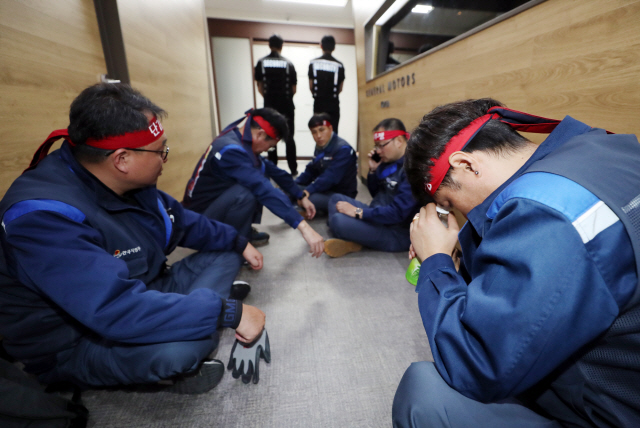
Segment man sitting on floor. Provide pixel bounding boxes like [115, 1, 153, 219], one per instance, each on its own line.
[0, 83, 266, 394]
[183, 108, 324, 257]
[394, 98, 640, 428]
[325, 118, 420, 257]
[294, 113, 357, 213]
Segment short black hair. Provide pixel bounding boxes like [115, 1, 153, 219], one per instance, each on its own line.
[308, 113, 333, 129]
[321, 35, 336, 52]
[404, 98, 529, 205]
[251, 108, 289, 141]
[269, 34, 284, 50]
[68, 83, 166, 163]
[373, 118, 406, 133]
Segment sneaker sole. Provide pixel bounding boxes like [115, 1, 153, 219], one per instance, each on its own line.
[168, 359, 224, 395]
[324, 239, 363, 258]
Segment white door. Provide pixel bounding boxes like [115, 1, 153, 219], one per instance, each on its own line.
[253, 43, 358, 158]
[211, 37, 255, 130]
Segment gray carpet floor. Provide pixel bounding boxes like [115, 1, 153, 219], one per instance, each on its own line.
[83, 178, 433, 427]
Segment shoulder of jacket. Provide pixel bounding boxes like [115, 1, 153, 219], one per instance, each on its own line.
[487, 172, 601, 223]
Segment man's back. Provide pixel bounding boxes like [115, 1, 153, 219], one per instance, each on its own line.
[309, 53, 344, 103]
[255, 51, 296, 109]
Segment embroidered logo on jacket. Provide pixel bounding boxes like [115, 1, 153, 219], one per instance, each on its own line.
[114, 246, 142, 258]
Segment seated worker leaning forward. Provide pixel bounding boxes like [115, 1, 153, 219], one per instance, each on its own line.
[0, 83, 266, 394]
[294, 113, 357, 213]
[182, 108, 324, 257]
[394, 98, 640, 428]
[324, 118, 420, 258]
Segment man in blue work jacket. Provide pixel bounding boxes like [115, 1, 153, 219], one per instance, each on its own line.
[294, 113, 357, 213]
[395, 98, 640, 427]
[324, 118, 420, 258]
[0, 83, 266, 394]
[183, 108, 324, 258]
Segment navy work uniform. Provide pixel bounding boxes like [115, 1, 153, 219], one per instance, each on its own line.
[255, 51, 298, 174]
[327, 156, 419, 252]
[295, 132, 357, 212]
[308, 53, 345, 133]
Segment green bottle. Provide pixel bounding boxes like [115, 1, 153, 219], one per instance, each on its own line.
[405, 207, 449, 286]
[405, 257, 422, 286]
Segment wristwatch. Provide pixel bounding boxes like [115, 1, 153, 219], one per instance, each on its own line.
[355, 208, 363, 219]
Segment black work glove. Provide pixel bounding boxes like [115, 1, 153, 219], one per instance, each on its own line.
[227, 328, 270, 384]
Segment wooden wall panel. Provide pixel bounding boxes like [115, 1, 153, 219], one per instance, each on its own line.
[353, 0, 640, 176]
[0, 0, 107, 196]
[117, 0, 213, 199]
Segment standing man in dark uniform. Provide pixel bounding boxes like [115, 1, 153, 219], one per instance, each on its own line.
[308, 35, 345, 133]
[255, 34, 298, 175]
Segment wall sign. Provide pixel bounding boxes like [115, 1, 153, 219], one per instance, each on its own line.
[366, 72, 416, 97]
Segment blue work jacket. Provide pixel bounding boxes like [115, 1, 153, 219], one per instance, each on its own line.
[416, 117, 640, 426]
[295, 133, 357, 198]
[0, 142, 244, 367]
[184, 128, 304, 228]
[365, 156, 419, 226]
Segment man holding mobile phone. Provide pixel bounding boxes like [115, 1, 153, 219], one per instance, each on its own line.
[324, 118, 421, 257]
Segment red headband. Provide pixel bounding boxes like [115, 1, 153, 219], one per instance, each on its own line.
[373, 130, 410, 141]
[424, 106, 568, 196]
[83, 117, 164, 150]
[311, 120, 331, 129]
[253, 115, 279, 140]
[25, 117, 165, 173]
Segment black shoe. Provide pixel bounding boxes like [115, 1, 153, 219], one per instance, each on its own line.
[167, 359, 224, 395]
[230, 280, 251, 300]
[250, 227, 270, 247]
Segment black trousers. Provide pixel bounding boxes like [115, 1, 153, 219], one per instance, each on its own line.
[265, 104, 297, 174]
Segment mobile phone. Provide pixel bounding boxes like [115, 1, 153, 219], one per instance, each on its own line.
[371, 152, 381, 162]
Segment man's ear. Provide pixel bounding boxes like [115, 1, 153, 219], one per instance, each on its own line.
[111, 149, 130, 174]
[449, 151, 478, 175]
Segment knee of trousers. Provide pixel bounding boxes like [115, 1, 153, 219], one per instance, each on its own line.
[328, 213, 349, 238]
[233, 186, 258, 209]
[149, 335, 219, 379]
[327, 194, 344, 216]
[328, 193, 343, 205]
[393, 362, 448, 428]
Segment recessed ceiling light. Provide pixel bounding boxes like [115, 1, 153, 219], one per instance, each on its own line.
[412, 5, 434, 14]
[264, 0, 348, 6]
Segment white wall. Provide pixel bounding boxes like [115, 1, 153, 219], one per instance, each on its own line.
[253, 43, 358, 157]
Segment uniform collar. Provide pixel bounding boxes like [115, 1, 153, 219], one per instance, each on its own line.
[465, 115, 594, 235]
[232, 127, 261, 167]
[59, 142, 158, 212]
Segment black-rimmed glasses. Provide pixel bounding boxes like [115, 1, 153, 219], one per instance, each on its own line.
[125, 146, 170, 160]
[374, 139, 393, 150]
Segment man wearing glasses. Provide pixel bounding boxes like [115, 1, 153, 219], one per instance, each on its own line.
[324, 118, 421, 258]
[183, 108, 324, 258]
[0, 83, 266, 394]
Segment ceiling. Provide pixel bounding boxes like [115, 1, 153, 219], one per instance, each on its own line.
[204, 0, 355, 28]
